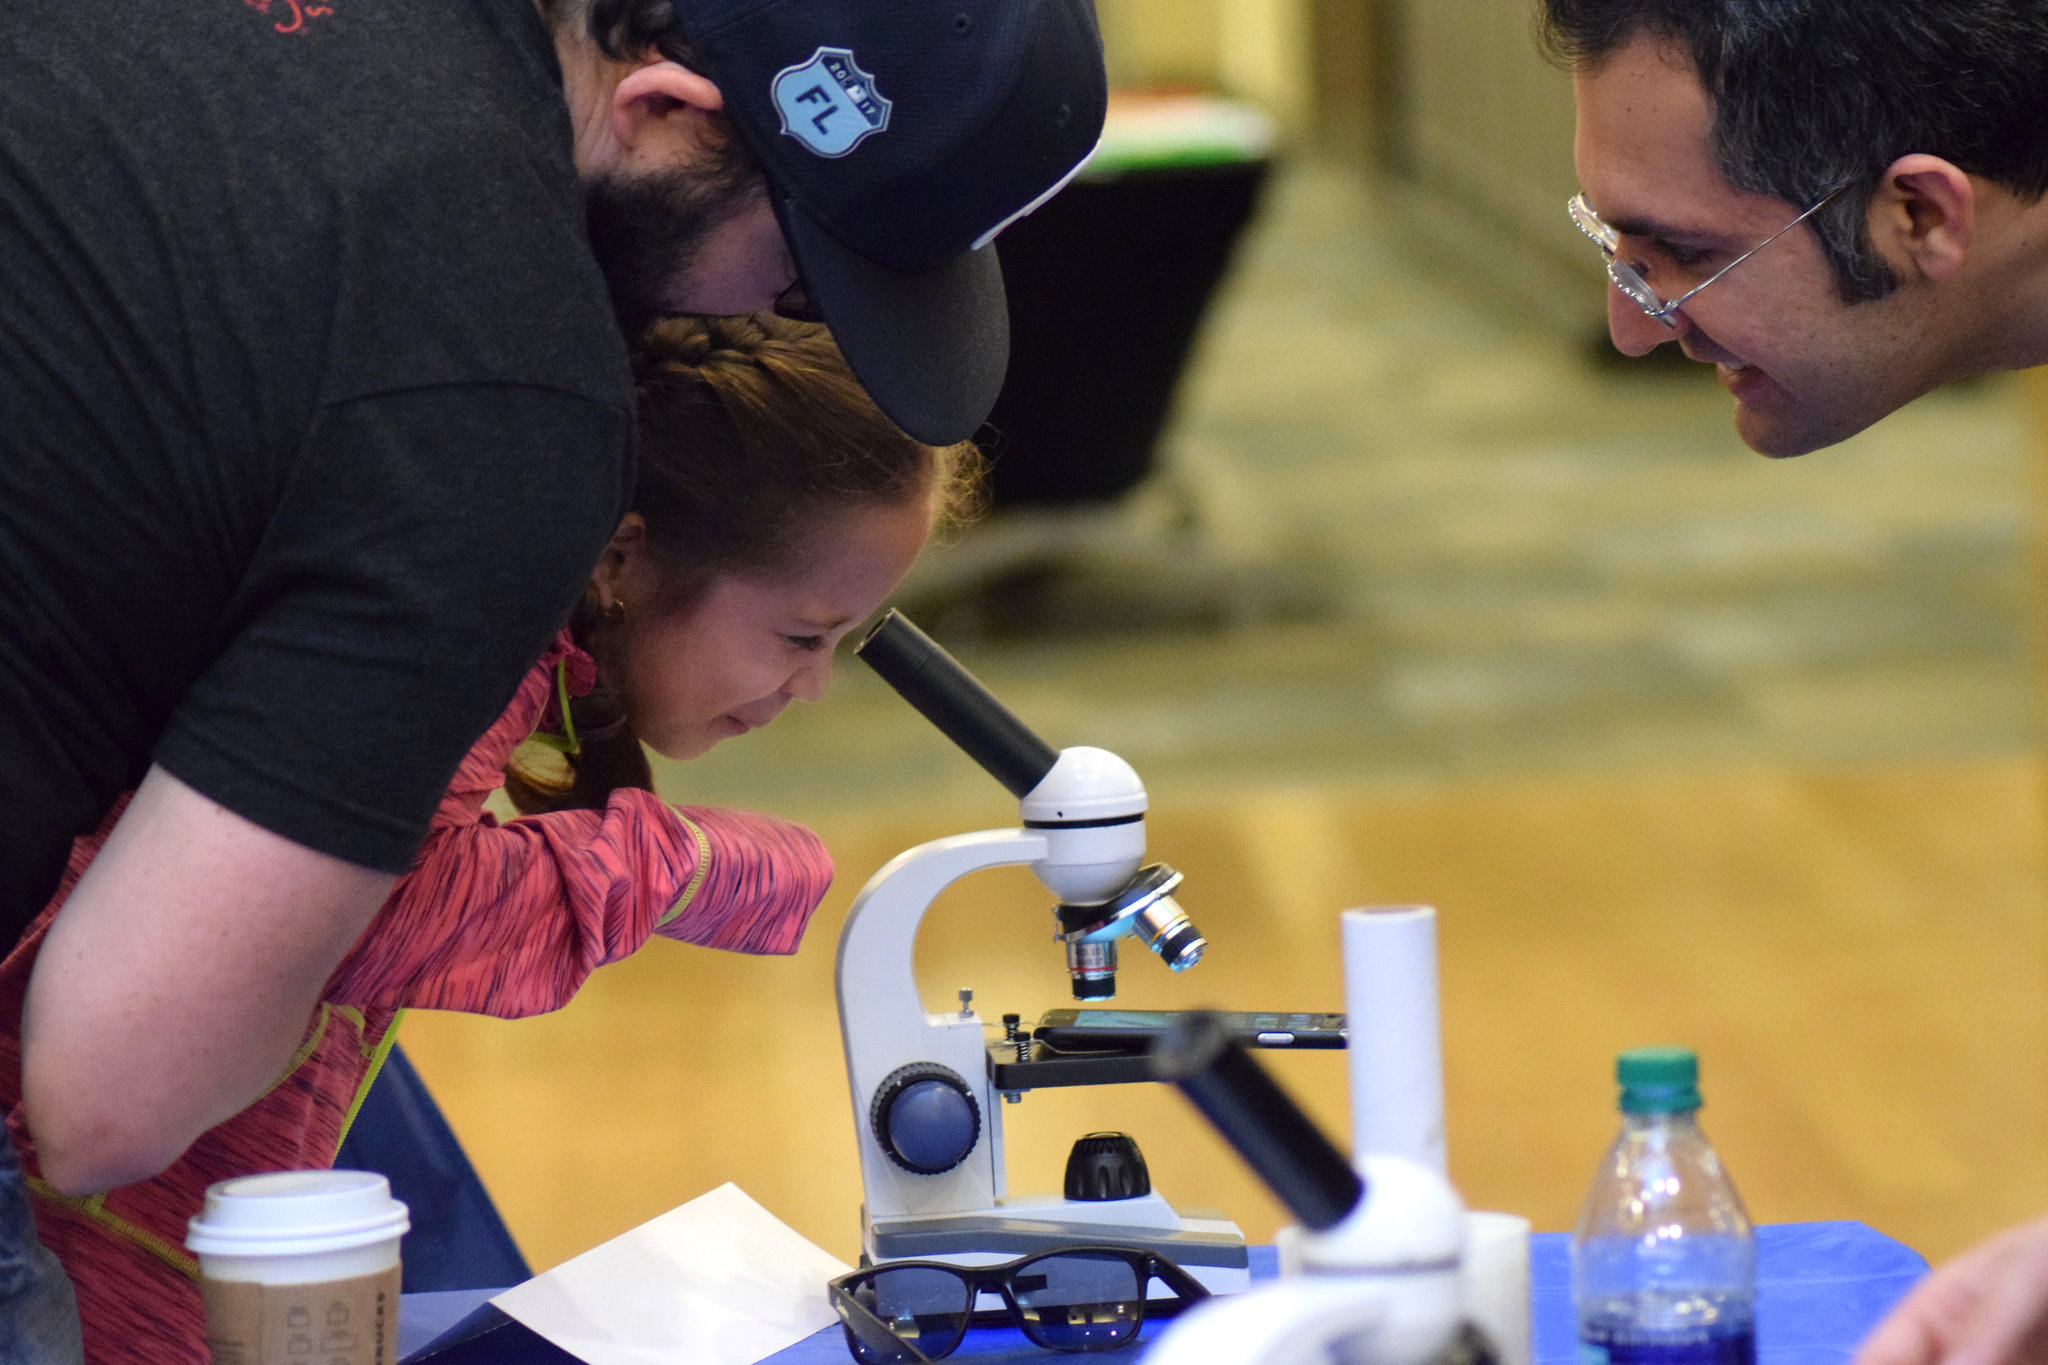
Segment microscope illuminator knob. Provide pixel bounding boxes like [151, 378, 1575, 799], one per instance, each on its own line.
[870, 1062, 983, 1176]
[1064, 1131, 1153, 1201]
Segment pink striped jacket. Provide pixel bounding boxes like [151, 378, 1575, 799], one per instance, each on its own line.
[0, 629, 833, 1364]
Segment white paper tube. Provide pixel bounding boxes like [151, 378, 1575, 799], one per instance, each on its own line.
[1341, 906, 1447, 1174]
[1273, 1223, 1306, 1278]
[1461, 1211, 1532, 1365]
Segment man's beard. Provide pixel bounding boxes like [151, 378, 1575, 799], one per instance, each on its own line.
[584, 141, 764, 330]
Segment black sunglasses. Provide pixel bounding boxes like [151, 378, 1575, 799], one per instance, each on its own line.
[828, 1246, 1210, 1363]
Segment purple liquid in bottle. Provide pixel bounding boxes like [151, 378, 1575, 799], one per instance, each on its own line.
[1578, 1295, 1756, 1365]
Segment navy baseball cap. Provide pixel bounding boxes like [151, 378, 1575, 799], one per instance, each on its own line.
[678, 0, 1107, 445]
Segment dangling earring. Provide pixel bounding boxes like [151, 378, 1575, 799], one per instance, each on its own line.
[603, 595, 627, 625]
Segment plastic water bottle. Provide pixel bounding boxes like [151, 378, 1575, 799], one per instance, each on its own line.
[1572, 1048, 1756, 1365]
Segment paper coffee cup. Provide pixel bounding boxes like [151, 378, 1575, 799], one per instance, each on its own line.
[186, 1169, 409, 1365]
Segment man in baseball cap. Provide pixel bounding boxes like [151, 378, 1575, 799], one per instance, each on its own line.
[0, 0, 1105, 1352]
[568, 0, 1109, 443]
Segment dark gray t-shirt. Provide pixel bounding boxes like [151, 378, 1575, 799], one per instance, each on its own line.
[0, 0, 635, 937]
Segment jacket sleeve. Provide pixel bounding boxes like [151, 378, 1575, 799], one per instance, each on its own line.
[322, 796, 833, 1016]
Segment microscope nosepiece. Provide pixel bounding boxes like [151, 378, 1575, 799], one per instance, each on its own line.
[1066, 939, 1118, 999]
[1054, 863, 1207, 982]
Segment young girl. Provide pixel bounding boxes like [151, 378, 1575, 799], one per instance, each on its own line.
[0, 315, 980, 1364]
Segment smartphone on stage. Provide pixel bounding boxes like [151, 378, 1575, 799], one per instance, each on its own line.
[1032, 1008, 1347, 1053]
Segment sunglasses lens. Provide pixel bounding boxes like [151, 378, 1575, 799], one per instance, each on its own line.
[1009, 1251, 1145, 1352]
[840, 1265, 975, 1363]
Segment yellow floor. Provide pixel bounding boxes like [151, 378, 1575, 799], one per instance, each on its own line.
[401, 755, 2048, 1272]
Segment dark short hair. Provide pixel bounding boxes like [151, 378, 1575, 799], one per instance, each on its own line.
[544, 0, 691, 66]
[1538, 0, 2048, 302]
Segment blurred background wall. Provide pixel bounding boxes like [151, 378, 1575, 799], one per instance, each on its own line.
[1104, 0, 1596, 325]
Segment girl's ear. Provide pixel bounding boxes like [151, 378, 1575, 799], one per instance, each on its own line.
[592, 513, 648, 614]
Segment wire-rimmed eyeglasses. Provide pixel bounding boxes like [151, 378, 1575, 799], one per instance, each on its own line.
[1568, 185, 1846, 328]
[827, 1246, 1210, 1363]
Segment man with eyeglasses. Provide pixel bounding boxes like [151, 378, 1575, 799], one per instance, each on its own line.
[1546, 0, 2048, 461]
[1538, 4, 2048, 1365]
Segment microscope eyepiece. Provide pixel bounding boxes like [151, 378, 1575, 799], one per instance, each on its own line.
[856, 610, 1059, 799]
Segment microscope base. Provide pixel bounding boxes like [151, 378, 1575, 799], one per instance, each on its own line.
[863, 1195, 1250, 1295]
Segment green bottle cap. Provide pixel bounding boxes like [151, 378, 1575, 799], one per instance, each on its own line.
[1616, 1047, 1703, 1113]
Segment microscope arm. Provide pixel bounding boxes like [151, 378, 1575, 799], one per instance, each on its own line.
[835, 828, 1054, 1222]
[835, 827, 1049, 1052]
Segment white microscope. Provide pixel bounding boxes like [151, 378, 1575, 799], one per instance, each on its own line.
[835, 611, 1249, 1291]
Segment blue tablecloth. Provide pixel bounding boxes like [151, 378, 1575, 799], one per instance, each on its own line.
[399, 1221, 1927, 1364]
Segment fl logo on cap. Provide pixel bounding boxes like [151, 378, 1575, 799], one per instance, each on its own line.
[772, 47, 892, 158]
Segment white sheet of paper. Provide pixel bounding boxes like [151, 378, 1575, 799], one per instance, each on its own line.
[490, 1182, 852, 1365]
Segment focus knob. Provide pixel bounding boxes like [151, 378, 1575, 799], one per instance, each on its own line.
[870, 1063, 982, 1175]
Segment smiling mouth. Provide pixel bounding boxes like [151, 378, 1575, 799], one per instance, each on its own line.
[1678, 324, 1746, 372]
[1714, 359, 1778, 406]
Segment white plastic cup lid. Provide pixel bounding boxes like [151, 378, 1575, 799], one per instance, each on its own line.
[186, 1170, 410, 1259]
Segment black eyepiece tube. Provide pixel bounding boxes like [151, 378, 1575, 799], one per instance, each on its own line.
[856, 610, 1060, 799]
[1149, 1011, 1364, 1232]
